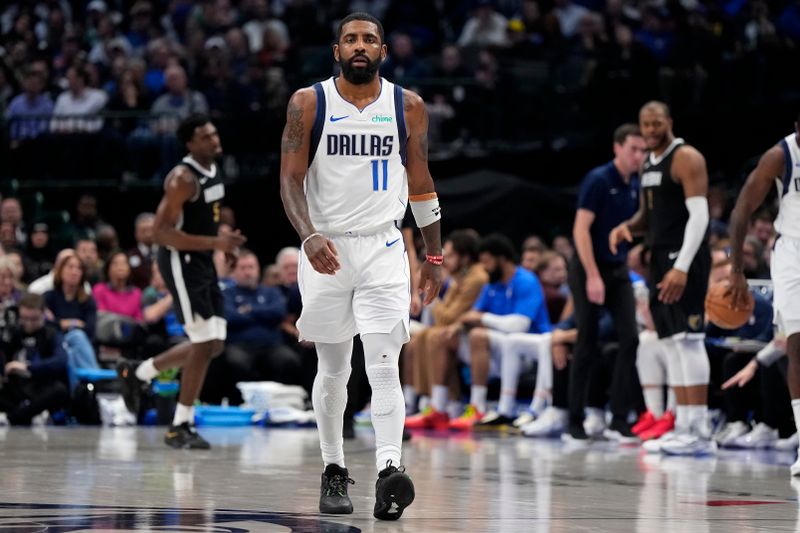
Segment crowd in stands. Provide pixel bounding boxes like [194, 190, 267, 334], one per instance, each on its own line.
[0, 173, 789, 456]
[0, 193, 309, 424]
[1, 0, 799, 181]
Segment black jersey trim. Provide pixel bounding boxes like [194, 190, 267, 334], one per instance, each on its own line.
[781, 138, 792, 197]
[309, 82, 326, 165]
[394, 84, 408, 167]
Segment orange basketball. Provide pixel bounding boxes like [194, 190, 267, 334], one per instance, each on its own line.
[704, 280, 755, 330]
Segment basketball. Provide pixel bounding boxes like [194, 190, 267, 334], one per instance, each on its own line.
[705, 280, 755, 330]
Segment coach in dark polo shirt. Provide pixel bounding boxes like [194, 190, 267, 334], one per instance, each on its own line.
[567, 124, 647, 440]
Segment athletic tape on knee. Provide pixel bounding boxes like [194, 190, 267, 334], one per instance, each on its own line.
[677, 337, 710, 386]
[367, 365, 401, 417]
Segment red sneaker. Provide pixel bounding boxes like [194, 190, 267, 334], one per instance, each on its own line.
[632, 411, 658, 435]
[639, 411, 675, 441]
[449, 405, 484, 431]
[405, 407, 449, 430]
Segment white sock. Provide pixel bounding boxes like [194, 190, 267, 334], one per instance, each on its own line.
[431, 385, 449, 413]
[403, 384, 417, 412]
[530, 393, 550, 414]
[313, 341, 353, 469]
[791, 399, 800, 438]
[172, 403, 194, 426]
[362, 323, 406, 471]
[643, 387, 665, 418]
[470, 385, 488, 414]
[666, 388, 677, 413]
[675, 405, 690, 433]
[135, 358, 158, 382]
[498, 392, 515, 417]
[687, 405, 708, 434]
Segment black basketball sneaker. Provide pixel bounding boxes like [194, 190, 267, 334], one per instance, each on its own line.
[116, 359, 146, 415]
[164, 422, 211, 449]
[319, 464, 355, 514]
[373, 460, 415, 520]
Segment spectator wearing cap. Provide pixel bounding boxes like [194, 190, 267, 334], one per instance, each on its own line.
[128, 213, 156, 290]
[24, 223, 54, 284]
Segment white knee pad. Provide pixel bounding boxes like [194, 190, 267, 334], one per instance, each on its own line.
[362, 321, 406, 418]
[314, 340, 353, 416]
[637, 331, 666, 386]
[661, 337, 685, 388]
[676, 336, 710, 387]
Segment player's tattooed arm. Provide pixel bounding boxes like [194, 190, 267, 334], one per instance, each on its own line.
[280, 88, 316, 240]
[280, 87, 341, 275]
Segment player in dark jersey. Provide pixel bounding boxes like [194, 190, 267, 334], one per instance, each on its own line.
[117, 114, 246, 449]
[610, 101, 714, 456]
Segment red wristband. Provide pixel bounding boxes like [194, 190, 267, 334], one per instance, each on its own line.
[426, 254, 444, 265]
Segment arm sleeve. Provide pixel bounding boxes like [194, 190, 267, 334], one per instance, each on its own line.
[756, 340, 785, 367]
[480, 313, 531, 333]
[673, 196, 709, 273]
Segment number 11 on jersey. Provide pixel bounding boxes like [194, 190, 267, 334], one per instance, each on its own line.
[371, 159, 389, 191]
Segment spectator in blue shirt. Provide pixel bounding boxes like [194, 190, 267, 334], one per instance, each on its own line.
[568, 123, 646, 441]
[437, 234, 551, 430]
[5, 68, 53, 145]
[223, 250, 301, 394]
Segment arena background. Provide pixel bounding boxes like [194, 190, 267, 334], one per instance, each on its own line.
[1, 0, 798, 260]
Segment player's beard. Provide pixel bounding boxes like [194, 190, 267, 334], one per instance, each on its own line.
[339, 53, 381, 85]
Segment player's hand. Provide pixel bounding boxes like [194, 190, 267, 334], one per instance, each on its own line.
[724, 271, 751, 311]
[418, 260, 443, 306]
[609, 223, 633, 255]
[721, 359, 758, 390]
[552, 342, 569, 370]
[657, 268, 687, 304]
[4, 361, 28, 376]
[215, 228, 247, 253]
[586, 274, 605, 305]
[304, 234, 340, 275]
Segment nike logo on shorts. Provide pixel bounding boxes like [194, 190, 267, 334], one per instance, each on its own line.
[386, 238, 401, 248]
[329, 115, 349, 122]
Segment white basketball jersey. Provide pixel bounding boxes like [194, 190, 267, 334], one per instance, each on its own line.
[305, 77, 408, 234]
[775, 133, 800, 240]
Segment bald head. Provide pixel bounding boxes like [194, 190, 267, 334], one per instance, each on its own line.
[640, 100, 671, 119]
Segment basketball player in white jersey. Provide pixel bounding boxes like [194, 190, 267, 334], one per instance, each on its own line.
[279, 13, 443, 520]
[727, 114, 800, 475]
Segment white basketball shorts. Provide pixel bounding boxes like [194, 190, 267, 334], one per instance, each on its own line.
[772, 235, 800, 337]
[297, 224, 411, 344]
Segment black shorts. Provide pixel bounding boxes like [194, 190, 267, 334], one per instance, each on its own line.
[157, 248, 225, 342]
[649, 245, 710, 339]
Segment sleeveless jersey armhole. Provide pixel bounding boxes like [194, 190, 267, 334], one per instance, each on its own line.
[309, 82, 326, 165]
[394, 84, 408, 167]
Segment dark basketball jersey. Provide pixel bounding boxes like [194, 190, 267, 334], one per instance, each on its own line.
[173, 155, 224, 243]
[641, 138, 698, 249]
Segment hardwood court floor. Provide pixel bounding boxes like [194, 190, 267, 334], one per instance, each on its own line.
[0, 425, 798, 532]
